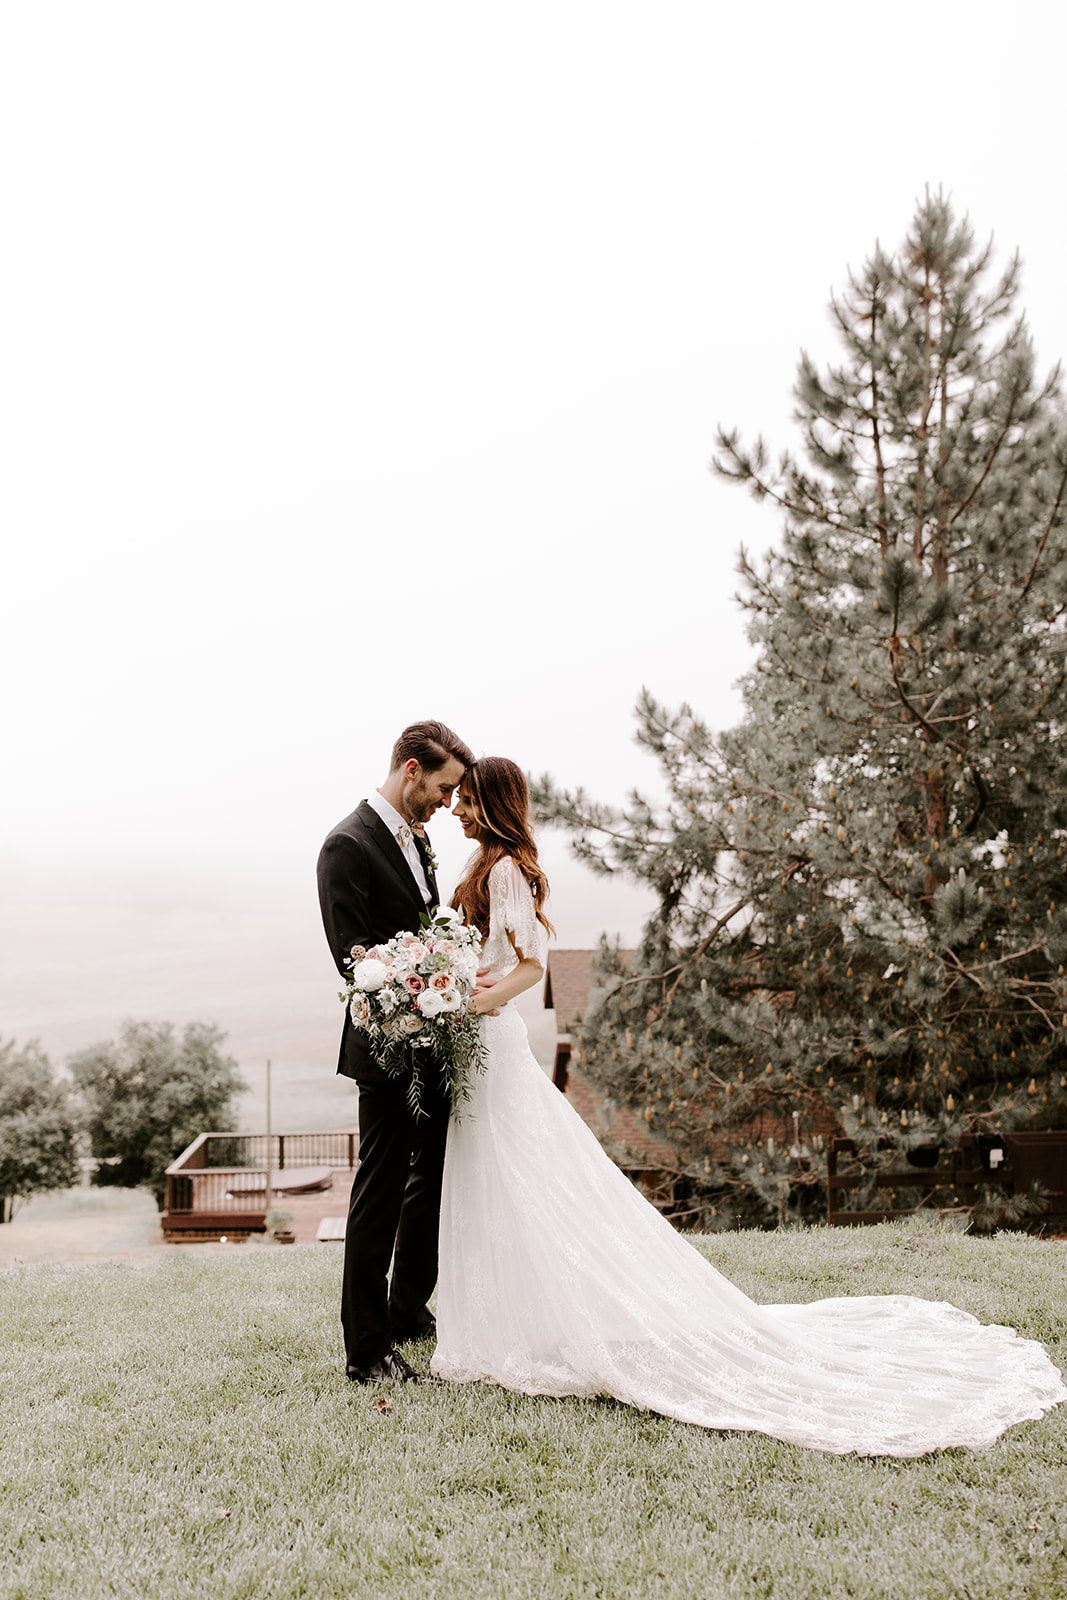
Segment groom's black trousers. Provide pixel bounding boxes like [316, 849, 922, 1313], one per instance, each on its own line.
[342, 1063, 450, 1368]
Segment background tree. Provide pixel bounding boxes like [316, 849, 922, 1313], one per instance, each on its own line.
[0, 1039, 80, 1222]
[70, 1019, 245, 1206]
[535, 193, 1067, 1230]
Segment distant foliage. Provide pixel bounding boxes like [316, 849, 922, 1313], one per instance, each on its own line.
[0, 1039, 80, 1222]
[70, 1020, 245, 1206]
[535, 193, 1067, 1230]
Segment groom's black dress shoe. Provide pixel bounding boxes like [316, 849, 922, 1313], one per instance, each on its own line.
[346, 1351, 421, 1384]
[392, 1319, 436, 1344]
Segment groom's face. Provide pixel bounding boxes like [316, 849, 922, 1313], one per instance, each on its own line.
[403, 756, 466, 824]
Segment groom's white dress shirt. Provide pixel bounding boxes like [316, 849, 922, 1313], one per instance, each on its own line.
[368, 789, 433, 906]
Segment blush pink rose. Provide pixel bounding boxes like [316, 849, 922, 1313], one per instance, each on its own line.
[403, 973, 426, 994]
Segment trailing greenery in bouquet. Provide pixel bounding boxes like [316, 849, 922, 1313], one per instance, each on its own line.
[342, 906, 487, 1116]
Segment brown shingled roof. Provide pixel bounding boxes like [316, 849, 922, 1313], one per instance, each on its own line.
[544, 948, 633, 1027]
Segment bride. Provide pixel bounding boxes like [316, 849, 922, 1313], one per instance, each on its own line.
[430, 756, 1067, 1456]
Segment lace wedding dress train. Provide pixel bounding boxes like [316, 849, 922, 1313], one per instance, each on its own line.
[431, 860, 1067, 1456]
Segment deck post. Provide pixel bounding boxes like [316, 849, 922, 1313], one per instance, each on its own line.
[264, 1060, 273, 1222]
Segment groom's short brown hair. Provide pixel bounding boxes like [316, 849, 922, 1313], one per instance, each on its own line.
[390, 720, 474, 774]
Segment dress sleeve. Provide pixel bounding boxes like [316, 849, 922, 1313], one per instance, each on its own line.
[488, 858, 549, 968]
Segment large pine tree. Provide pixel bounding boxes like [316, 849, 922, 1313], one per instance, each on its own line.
[535, 193, 1067, 1230]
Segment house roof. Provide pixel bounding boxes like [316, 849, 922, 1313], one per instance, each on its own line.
[544, 949, 634, 1027]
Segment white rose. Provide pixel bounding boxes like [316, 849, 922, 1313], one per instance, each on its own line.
[430, 905, 462, 926]
[352, 958, 388, 992]
[435, 986, 462, 1013]
[416, 988, 445, 1017]
[453, 952, 479, 985]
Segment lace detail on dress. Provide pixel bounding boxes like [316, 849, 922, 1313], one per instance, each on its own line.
[479, 857, 549, 976]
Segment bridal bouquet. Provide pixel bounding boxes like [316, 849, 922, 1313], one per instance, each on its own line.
[342, 905, 487, 1117]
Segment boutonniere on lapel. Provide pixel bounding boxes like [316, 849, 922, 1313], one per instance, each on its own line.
[412, 822, 439, 875]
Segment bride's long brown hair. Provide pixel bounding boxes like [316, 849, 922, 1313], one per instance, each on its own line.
[451, 757, 554, 940]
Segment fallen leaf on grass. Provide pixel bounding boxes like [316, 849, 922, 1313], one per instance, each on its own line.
[375, 1396, 393, 1413]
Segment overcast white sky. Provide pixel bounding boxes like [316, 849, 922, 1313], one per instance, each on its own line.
[5, 2, 1067, 1104]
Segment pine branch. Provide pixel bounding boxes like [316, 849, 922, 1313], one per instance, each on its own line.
[607, 900, 747, 997]
[1018, 457, 1067, 601]
[946, 377, 1023, 528]
[885, 637, 967, 756]
[962, 767, 990, 834]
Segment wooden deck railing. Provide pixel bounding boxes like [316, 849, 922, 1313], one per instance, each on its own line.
[827, 1131, 1067, 1226]
[162, 1131, 359, 1241]
[827, 1138, 981, 1226]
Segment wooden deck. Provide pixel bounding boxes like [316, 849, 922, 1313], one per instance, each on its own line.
[264, 1170, 354, 1244]
[162, 1131, 359, 1242]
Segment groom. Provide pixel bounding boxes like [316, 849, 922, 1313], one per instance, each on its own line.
[317, 719, 474, 1383]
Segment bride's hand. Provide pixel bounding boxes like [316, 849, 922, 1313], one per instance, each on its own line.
[471, 968, 501, 1017]
[470, 991, 500, 1016]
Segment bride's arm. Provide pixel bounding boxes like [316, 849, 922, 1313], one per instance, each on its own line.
[472, 858, 548, 1012]
[470, 941, 543, 1014]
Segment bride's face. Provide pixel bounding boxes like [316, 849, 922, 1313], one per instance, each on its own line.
[453, 783, 484, 842]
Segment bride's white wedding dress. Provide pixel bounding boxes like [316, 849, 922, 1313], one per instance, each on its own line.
[431, 859, 1067, 1455]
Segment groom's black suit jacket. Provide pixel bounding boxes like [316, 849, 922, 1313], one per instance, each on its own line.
[317, 800, 440, 1081]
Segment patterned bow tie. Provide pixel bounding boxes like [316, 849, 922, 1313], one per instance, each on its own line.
[396, 822, 413, 850]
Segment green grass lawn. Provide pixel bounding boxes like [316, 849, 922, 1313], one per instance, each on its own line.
[2, 1221, 1065, 1600]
